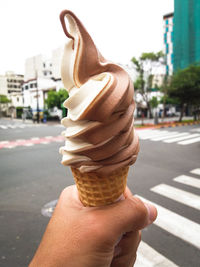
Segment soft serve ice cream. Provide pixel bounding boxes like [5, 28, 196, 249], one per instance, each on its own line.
[59, 10, 139, 176]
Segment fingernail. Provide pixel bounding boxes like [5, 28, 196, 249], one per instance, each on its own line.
[144, 203, 157, 224]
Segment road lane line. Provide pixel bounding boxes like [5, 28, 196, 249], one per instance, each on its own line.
[31, 137, 40, 140]
[135, 241, 178, 267]
[150, 184, 200, 210]
[164, 134, 200, 143]
[151, 132, 188, 141]
[178, 136, 200, 145]
[174, 175, 200, 189]
[136, 195, 200, 249]
[190, 168, 200, 176]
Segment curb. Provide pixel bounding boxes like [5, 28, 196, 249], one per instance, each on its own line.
[136, 121, 200, 130]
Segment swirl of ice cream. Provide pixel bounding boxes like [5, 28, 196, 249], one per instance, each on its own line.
[59, 10, 139, 175]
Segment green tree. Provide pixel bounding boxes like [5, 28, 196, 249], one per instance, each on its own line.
[45, 89, 69, 109]
[169, 65, 200, 122]
[0, 95, 11, 103]
[131, 51, 164, 118]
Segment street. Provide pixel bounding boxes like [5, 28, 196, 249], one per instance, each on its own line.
[0, 118, 200, 267]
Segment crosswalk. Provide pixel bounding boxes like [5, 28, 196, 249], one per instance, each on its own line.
[134, 167, 200, 267]
[0, 123, 45, 130]
[137, 127, 200, 145]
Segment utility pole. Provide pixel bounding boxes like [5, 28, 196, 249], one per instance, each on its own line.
[34, 57, 40, 123]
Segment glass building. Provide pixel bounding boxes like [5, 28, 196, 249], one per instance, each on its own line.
[163, 13, 174, 75]
[173, 0, 200, 71]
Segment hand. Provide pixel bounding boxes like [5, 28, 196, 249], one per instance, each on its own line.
[29, 185, 157, 267]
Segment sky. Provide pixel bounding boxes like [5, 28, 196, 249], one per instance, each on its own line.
[0, 0, 174, 75]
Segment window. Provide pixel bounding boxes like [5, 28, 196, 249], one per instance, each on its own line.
[43, 63, 46, 68]
[17, 97, 19, 102]
[165, 19, 169, 25]
[44, 71, 47, 76]
[25, 85, 29, 90]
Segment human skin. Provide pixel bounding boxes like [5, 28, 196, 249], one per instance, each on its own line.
[29, 186, 157, 267]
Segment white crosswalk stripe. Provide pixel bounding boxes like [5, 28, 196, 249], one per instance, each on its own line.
[164, 133, 200, 143]
[134, 168, 200, 266]
[174, 175, 200, 189]
[137, 129, 200, 145]
[190, 168, 200, 176]
[0, 124, 45, 130]
[191, 127, 200, 132]
[150, 184, 200, 210]
[178, 136, 200, 145]
[151, 132, 188, 141]
[136, 195, 200, 249]
[135, 241, 178, 267]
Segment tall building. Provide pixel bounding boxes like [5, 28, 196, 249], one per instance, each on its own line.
[163, 13, 174, 75]
[173, 0, 200, 71]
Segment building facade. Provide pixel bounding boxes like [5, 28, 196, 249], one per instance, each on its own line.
[0, 71, 24, 116]
[163, 13, 174, 75]
[173, 0, 200, 71]
[23, 47, 64, 113]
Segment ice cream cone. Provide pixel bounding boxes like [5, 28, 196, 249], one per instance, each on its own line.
[71, 166, 129, 207]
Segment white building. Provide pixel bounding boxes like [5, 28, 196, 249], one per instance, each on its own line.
[23, 47, 64, 112]
[0, 71, 24, 116]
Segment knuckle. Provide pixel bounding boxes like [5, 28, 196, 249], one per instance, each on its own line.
[128, 196, 148, 227]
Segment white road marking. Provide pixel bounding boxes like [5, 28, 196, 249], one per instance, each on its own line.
[7, 125, 16, 129]
[178, 136, 200, 145]
[135, 241, 178, 267]
[16, 139, 26, 142]
[190, 168, 200, 176]
[164, 134, 200, 143]
[151, 132, 188, 141]
[40, 142, 50, 144]
[136, 195, 200, 249]
[151, 184, 200, 210]
[138, 131, 170, 140]
[174, 175, 200, 189]
[191, 128, 200, 132]
[6, 145, 16, 149]
[45, 136, 53, 139]
[31, 137, 40, 140]
[0, 125, 7, 129]
[0, 141, 9, 144]
[23, 143, 34, 146]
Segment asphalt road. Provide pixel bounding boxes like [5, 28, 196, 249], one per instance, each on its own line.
[0, 118, 200, 267]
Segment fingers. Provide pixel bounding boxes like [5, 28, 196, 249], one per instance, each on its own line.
[97, 193, 157, 239]
[59, 185, 157, 239]
[111, 230, 141, 267]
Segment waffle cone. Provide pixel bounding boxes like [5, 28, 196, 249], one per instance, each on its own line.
[71, 166, 129, 207]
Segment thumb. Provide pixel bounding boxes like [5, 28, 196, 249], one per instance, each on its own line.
[99, 189, 157, 238]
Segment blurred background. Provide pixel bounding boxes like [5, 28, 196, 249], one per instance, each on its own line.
[0, 0, 200, 266]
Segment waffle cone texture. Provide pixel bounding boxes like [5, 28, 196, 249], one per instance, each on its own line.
[71, 166, 129, 207]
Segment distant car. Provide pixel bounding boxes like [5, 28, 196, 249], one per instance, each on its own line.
[49, 107, 62, 120]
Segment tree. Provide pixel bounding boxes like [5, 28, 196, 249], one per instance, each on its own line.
[0, 95, 11, 103]
[45, 89, 69, 109]
[131, 51, 164, 118]
[169, 65, 200, 122]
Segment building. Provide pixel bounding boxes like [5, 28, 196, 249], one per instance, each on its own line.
[173, 0, 200, 71]
[163, 13, 174, 75]
[23, 47, 64, 113]
[0, 71, 24, 116]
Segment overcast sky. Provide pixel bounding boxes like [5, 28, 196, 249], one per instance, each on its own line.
[0, 0, 174, 75]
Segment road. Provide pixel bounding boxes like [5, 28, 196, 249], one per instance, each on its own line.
[0, 118, 200, 267]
